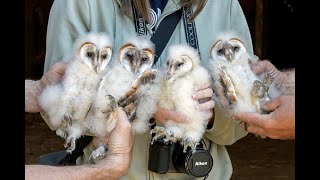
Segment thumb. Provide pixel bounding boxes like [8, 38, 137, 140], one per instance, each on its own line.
[261, 97, 282, 112]
[166, 110, 189, 123]
[115, 107, 132, 130]
[51, 62, 68, 75]
[233, 112, 267, 127]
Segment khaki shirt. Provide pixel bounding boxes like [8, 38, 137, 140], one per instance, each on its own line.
[43, 0, 252, 179]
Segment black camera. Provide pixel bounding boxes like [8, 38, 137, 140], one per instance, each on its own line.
[148, 138, 213, 178]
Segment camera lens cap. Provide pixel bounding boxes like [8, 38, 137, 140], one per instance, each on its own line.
[185, 149, 213, 177]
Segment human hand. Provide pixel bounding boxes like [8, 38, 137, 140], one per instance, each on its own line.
[38, 62, 67, 92]
[93, 107, 134, 176]
[192, 81, 215, 121]
[251, 60, 284, 89]
[233, 96, 295, 140]
[153, 81, 215, 125]
[25, 62, 67, 113]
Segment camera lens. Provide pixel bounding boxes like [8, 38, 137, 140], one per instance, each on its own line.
[172, 145, 213, 177]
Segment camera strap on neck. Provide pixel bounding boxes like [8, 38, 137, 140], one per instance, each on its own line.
[132, 2, 199, 65]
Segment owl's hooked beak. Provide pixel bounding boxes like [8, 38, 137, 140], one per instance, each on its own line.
[93, 65, 100, 73]
[223, 43, 235, 62]
[166, 64, 174, 80]
[93, 62, 104, 73]
[166, 72, 172, 80]
[133, 67, 139, 74]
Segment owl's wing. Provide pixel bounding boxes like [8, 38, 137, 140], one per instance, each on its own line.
[210, 63, 232, 109]
[219, 65, 238, 103]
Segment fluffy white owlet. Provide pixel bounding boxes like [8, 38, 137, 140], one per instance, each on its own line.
[86, 36, 160, 163]
[39, 32, 113, 152]
[209, 32, 280, 116]
[151, 44, 212, 152]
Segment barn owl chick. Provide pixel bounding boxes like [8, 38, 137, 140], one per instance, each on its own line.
[151, 44, 212, 152]
[209, 32, 280, 116]
[39, 33, 113, 152]
[93, 35, 160, 138]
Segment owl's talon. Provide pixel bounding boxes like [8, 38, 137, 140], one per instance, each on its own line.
[150, 126, 175, 144]
[181, 137, 197, 153]
[64, 136, 76, 153]
[118, 94, 136, 107]
[140, 69, 158, 85]
[128, 111, 136, 122]
[89, 144, 108, 164]
[251, 80, 265, 99]
[62, 114, 73, 126]
[262, 73, 274, 94]
[105, 95, 117, 111]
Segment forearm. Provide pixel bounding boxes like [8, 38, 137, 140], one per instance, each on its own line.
[25, 163, 122, 180]
[25, 80, 42, 113]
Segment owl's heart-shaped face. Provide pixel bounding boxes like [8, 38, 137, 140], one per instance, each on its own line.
[75, 33, 113, 73]
[118, 43, 155, 75]
[210, 38, 246, 63]
[79, 43, 112, 73]
[166, 55, 192, 81]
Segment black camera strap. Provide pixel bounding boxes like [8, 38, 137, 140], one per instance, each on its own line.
[132, 2, 200, 65]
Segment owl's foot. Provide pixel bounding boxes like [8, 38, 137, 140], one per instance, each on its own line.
[251, 80, 265, 99]
[89, 144, 108, 164]
[150, 126, 173, 144]
[181, 137, 198, 153]
[56, 129, 67, 139]
[137, 69, 158, 85]
[64, 136, 76, 153]
[163, 134, 177, 144]
[262, 73, 274, 93]
[118, 93, 136, 107]
[62, 114, 73, 126]
[106, 95, 118, 111]
[102, 95, 118, 115]
[118, 69, 158, 107]
[128, 110, 137, 123]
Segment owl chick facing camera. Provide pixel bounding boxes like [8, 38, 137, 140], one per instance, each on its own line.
[39, 33, 114, 160]
[209, 32, 282, 118]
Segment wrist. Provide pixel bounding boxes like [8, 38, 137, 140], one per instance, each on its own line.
[92, 154, 130, 179]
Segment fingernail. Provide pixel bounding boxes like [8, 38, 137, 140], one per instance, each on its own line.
[192, 94, 196, 99]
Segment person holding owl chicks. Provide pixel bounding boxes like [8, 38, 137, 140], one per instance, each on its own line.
[38, 0, 291, 179]
[233, 60, 295, 140]
[25, 62, 134, 179]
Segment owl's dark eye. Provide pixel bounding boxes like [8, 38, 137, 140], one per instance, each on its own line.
[218, 49, 223, 55]
[87, 52, 94, 58]
[233, 46, 239, 51]
[177, 63, 184, 67]
[166, 61, 170, 66]
[127, 53, 133, 59]
[141, 57, 148, 62]
[101, 54, 107, 59]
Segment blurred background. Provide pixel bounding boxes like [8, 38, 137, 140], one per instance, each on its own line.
[25, 0, 295, 179]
